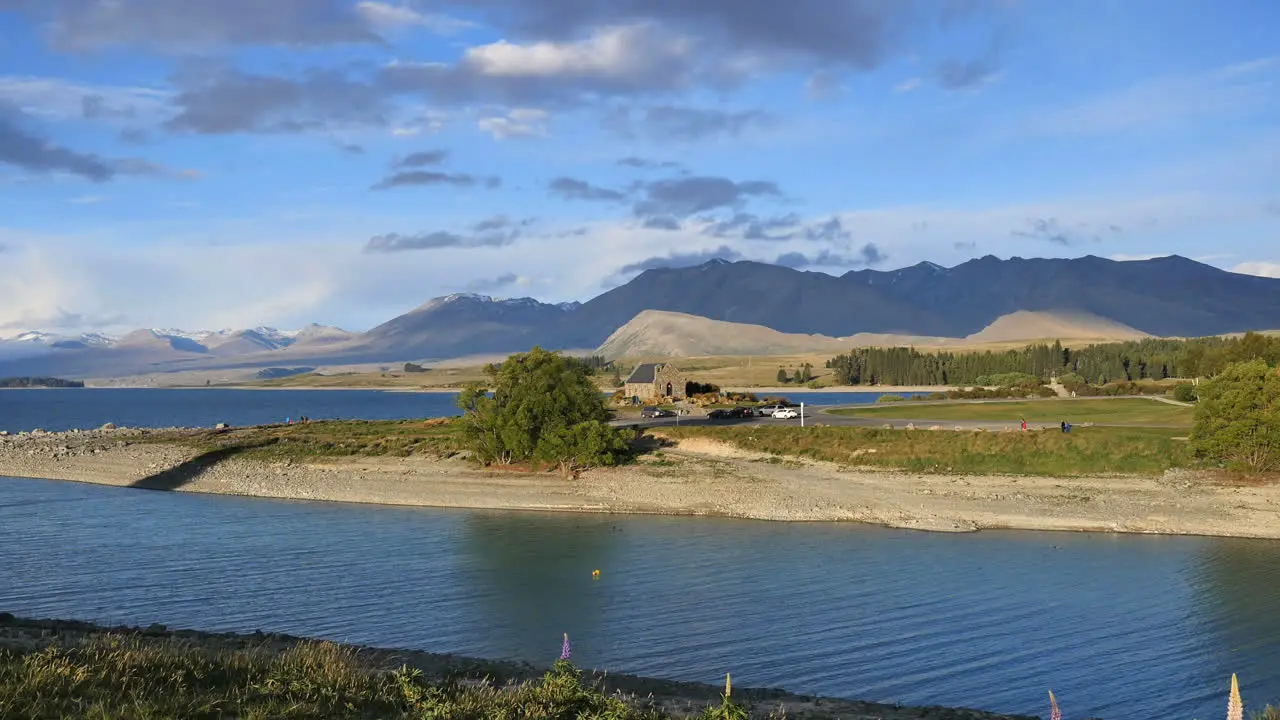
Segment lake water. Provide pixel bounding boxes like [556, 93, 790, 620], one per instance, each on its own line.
[2, 476, 1277, 719]
[0, 389, 915, 434]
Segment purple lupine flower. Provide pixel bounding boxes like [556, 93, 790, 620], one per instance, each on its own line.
[560, 632, 571, 660]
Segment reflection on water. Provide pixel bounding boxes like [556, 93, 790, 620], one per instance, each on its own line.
[1, 476, 1277, 719]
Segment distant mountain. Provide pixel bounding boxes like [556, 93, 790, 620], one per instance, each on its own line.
[597, 309, 1153, 359]
[2, 254, 1278, 379]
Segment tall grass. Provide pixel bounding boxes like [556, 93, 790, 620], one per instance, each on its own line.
[0, 635, 757, 720]
[658, 426, 1192, 476]
[141, 419, 468, 461]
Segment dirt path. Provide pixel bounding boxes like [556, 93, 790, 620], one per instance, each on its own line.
[1, 428, 1277, 538]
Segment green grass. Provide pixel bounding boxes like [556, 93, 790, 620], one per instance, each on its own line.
[828, 398, 1193, 426]
[140, 419, 469, 461]
[656, 425, 1192, 476]
[0, 634, 751, 720]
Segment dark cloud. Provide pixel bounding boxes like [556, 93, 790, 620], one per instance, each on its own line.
[372, 171, 501, 191]
[859, 242, 886, 265]
[634, 176, 780, 219]
[1, 104, 116, 181]
[1011, 217, 1075, 246]
[165, 66, 391, 135]
[464, 272, 521, 292]
[549, 177, 626, 202]
[618, 245, 742, 275]
[608, 105, 774, 141]
[398, 149, 448, 168]
[617, 156, 682, 170]
[704, 212, 801, 240]
[801, 217, 852, 242]
[473, 215, 512, 232]
[642, 216, 681, 231]
[364, 229, 518, 253]
[803, 70, 844, 100]
[4, 0, 383, 52]
[435, 0, 1004, 71]
[776, 243, 885, 269]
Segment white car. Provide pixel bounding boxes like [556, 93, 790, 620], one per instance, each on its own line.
[772, 408, 799, 419]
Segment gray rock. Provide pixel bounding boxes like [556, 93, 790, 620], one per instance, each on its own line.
[101, 423, 116, 430]
[215, 423, 230, 430]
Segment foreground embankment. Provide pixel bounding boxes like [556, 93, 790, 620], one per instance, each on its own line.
[0, 426, 1277, 538]
[0, 614, 1035, 719]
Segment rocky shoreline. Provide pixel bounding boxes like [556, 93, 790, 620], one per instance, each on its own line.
[0, 613, 1037, 719]
[2, 426, 1279, 538]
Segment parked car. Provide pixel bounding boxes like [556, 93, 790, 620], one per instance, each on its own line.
[707, 409, 732, 420]
[757, 404, 786, 416]
[772, 408, 800, 419]
[729, 406, 757, 418]
[640, 406, 673, 418]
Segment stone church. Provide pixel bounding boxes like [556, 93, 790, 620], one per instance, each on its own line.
[622, 363, 686, 402]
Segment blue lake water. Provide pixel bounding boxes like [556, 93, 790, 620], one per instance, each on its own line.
[0, 388, 916, 434]
[0, 477, 1277, 719]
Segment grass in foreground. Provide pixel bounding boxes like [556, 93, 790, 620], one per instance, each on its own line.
[829, 398, 1193, 426]
[0, 634, 755, 720]
[657, 425, 1192, 476]
[142, 419, 468, 462]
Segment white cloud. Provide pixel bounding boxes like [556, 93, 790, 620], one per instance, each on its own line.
[894, 77, 922, 93]
[1110, 253, 1163, 262]
[70, 195, 108, 205]
[463, 23, 693, 82]
[477, 108, 550, 139]
[354, 2, 474, 34]
[1232, 261, 1280, 278]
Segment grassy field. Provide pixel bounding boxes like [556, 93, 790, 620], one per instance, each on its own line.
[828, 398, 1194, 426]
[657, 425, 1193, 476]
[0, 633, 741, 720]
[142, 419, 469, 461]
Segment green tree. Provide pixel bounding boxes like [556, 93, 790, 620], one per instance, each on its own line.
[776, 368, 790, 384]
[1190, 360, 1280, 473]
[456, 347, 630, 471]
[610, 365, 623, 388]
[1173, 382, 1197, 403]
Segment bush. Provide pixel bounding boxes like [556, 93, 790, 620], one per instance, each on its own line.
[457, 347, 631, 469]
[877, 394, 906, 403]
[974, 372, 1043, 387]
[1173, 382, 1197, 403]
[1190, 360, 1280, 473]
[403, 362, 427, 373]
[537, 420, 633, 476]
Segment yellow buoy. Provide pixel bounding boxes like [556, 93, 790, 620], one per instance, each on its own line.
[592, 569, 600, 578]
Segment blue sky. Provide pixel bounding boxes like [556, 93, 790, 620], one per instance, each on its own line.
[1, 0, 1277, 334]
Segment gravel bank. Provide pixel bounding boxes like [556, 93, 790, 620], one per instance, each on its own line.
[1, 427, 1278, 538]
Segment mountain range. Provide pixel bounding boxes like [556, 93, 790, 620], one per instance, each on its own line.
[2, 254, 1278, 380]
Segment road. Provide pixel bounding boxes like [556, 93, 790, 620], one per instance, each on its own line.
[609, 407, 1071, 432]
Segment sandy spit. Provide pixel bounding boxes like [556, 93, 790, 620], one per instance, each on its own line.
[0, 429, 1278, 539]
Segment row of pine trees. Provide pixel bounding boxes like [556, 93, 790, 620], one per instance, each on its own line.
[825, 333, 1280, 386]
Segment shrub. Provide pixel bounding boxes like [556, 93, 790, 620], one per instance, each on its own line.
[403, 362, 427, 373]
[457, 347, 631, 469]
[1190, 360, 1280, 473]
[1173, 382, 1197, 403]
[537, 420, 633, 476]
[877, 394, 906, 403]
[974, 372, 1043, 387]
[776, 368, 790, 384]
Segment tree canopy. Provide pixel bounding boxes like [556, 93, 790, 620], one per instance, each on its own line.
[456, 347, 630, 473]
[1190, 360, 1280, 473]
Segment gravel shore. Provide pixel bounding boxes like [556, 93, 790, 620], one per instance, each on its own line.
[0, 614, 1036, 719]
[1, 427, 1278, 538]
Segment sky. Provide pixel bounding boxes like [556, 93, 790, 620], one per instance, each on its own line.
[1, 0, 1278, 335]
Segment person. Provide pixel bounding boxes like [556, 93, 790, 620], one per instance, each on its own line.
[1020, 417, 1027, 431]
[1061, 420, 1067, 433]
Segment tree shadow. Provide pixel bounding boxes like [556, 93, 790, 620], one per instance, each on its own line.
[127, 444, 261, 491]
